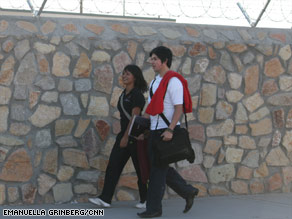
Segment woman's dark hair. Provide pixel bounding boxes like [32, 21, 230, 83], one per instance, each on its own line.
[150, 46, 172, 68]
[123, 65, 148, 93]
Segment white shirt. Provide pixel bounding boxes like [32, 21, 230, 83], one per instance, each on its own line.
[148, 75, 183, 130]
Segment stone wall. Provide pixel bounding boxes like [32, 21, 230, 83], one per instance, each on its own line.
[0, 15, 292, 205]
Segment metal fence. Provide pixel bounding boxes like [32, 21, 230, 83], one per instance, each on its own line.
[0, 0, 291, 28]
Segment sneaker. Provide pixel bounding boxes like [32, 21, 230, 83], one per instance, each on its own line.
[135, 202, 146, 209]
[89, 197, 111, 208]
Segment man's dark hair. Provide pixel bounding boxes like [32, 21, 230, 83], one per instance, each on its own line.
[150, 46, 172, 68]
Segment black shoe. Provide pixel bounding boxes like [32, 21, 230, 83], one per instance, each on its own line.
[137, 210, 162, 218]
[183, 188, 199, 213]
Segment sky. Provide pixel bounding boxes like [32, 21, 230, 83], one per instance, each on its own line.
[0, 0, 291, 29]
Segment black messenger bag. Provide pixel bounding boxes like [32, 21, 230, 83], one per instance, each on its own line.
[153, 113, 195, 167]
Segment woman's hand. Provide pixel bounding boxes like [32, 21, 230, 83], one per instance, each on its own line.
[136, 134, 145, 140]
[120, 135, 128, 148]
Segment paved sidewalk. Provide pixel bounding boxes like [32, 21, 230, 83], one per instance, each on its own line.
[0, 193, 291, 219]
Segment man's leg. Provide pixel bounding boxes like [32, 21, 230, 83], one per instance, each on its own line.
[166, 167, 195, 198]
[145, 162, 168, 213]
[140, 130, 168, 214]
[166, 167, 199, 213]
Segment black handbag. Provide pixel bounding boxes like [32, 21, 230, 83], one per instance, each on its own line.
[153, 112, 195, 167]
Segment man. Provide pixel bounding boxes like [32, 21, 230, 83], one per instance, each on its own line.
[137, 46, 199, 218]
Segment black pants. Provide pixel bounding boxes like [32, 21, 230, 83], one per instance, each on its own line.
[146, 128, 196, 213]
[99, 133, 147, 204]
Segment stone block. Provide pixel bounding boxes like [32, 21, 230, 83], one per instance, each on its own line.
[53, 183, 73, 203]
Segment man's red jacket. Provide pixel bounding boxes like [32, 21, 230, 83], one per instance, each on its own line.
[146, 71, 192, 116]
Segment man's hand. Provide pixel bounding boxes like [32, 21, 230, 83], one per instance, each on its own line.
[161, 130, 173, 141]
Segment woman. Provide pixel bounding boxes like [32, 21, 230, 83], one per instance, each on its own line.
[89, 65, 148, 209]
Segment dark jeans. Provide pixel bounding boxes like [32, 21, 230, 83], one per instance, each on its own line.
[99, 133, 147, 204]
[146, 128, 195, 213]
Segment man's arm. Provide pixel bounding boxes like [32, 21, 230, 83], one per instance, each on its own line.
[168, 104, 183, 130]
[161, 104, 183, 141]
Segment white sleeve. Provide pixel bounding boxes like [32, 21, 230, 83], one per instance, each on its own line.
[167, 77, 183, 105]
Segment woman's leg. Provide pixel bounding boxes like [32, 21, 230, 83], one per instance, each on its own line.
[129, 140, 147, 203]
[99, 135, 130, 204]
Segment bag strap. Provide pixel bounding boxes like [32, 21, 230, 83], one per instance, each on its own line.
[120, 92, 131, 120]
[149, 78, 156, 99]
[150, 78, 188, 130]
[159, 107, 188, 130]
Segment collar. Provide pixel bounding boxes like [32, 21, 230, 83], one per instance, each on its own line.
[123, 87, 137, 97]
[154, 74, 162, 81]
